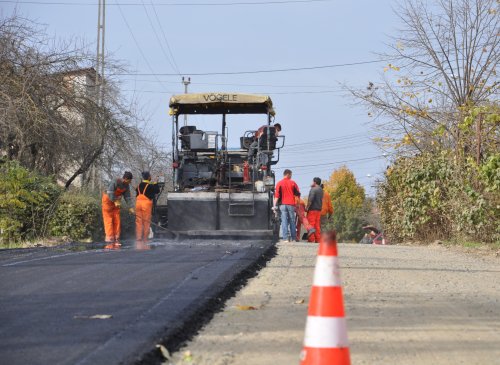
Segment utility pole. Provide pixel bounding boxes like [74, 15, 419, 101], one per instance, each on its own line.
[182, 76, 191, 126]
[92, 0, 106, 190]
[96, 0, 105, 106]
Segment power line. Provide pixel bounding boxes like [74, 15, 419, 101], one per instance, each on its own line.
[282, 156, 386, 169]
[115, 1, 170, 90]
[290, 161, 384, 176]
[284, 133, 366, 148]
[148, 0, 181, 74]
[277, 160, 387, 177]
[0, 0, 333, 5]
[283, 138, 370, 152]
[111, 60, 386, 76]
[281, 149, 379, 164]
[119, 88, 346, 95]
[265, 90, 345, 95]
[114, 78, 344, 89]
[111, 77, 391, 92]
[284, 137, 369, 149]
[282, 144, 373, 157]
[139, 0, 180, 75]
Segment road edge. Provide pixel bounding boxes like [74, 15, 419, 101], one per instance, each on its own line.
[136, 241, 278, 365]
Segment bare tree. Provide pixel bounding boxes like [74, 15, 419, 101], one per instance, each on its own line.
[351, 0, 499, 157]
[0, 15, 163, 189]
[99, 121, 173, 187]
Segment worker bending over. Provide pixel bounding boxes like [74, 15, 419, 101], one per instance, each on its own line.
[306, 177, 323, 243]
[102, 171, 134, 249]
[295, 197, 316, 241]
[135, 171, 160, 244]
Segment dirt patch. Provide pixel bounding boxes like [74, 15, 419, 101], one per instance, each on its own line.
[396, 240, 500, 258]
[167, 242, 500, 365]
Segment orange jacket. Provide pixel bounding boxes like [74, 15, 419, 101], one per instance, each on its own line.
[321, 190, 333, 216]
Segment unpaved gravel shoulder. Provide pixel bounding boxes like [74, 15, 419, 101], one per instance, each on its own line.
[168, 242, 500, 365]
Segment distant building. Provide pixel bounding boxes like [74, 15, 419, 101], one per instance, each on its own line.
[57, 68, 100, 187]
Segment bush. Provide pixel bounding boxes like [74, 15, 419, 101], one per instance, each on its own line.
[377, 152, 500, 243]
[49, 192, 102, 241]
[0, 160, 61, 244]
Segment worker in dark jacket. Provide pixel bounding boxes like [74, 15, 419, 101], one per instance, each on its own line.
[135, 171, 160, 244]
[102, 171, 134, 248]
[306, 177, 324, 243]
[273, 169, 300, 241]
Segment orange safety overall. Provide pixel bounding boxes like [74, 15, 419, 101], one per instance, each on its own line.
[295, 198, 314, 241]
[135, 183, 153, 242]
[307, 210, 321, 243]
[102, 186, 127, 243]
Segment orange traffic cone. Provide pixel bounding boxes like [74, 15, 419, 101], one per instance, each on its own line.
[300, 231, 351, 365]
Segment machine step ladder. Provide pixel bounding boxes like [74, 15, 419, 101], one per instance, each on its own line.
[227, 158, 256, 217]
[228, 192, 255, 217]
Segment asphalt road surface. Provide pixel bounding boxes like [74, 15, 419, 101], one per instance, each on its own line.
[0, 239, 273, 365]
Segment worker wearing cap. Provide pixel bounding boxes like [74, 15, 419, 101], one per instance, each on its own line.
[102, 171, 134, 248]
[320, 183, 334, 228]
[273, 169, 300, 242]
[306, 177, 324, 243]
[135, 171, 160, 244]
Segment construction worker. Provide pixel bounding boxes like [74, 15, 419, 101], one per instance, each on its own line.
[273, 169, 300, 242]
[135, 171, 160, 245]
[295, 196, 316, 241]
[320, 183, 334, 229]
[306, 177, 323, 243]
[248, 123, 281, 160]
[256, 123, 281, 138]
[102, 171, 134, 249]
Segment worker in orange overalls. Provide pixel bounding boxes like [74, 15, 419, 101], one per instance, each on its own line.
[306, 177, 324, 243]
[295, 197, 316, 241]
[320, 183, 334, 229]
[102, 171, 134, 249]
[135, 171, 160, 246]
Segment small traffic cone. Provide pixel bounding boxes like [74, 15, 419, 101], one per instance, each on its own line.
[300, 231, 351, 365]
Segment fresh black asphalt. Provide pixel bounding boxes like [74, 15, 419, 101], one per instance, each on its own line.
[0, 239, 274, 365]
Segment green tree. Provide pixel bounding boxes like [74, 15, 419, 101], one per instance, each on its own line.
[323, 166, 368, 242]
